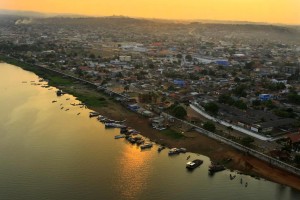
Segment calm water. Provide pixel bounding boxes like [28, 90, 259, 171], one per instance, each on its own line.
[0, 63, 299, 200]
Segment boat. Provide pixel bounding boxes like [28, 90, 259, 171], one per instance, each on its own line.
[168, 148, 180, 155]
[56, 90, 65, 96]
[120, 127, 128, 134]
[98, 117, 107, 122]
[179, 148, 187, 153]
[89, 112, 100, 117]
[126, 129, 140, 135]
[105, 123, 125, 128]
[114, 135, 125, 139]
[136, 139, 144, 145]
[229, 174, 236, 180]
[158, 146, 165, 152]
[209, 164, 225, 173]
[186, 159, 203, 169]
[140, 143, 153, 149]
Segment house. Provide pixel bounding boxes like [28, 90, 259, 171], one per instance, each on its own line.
[259, 94, 272, 101]
[287, 133, 300, 150]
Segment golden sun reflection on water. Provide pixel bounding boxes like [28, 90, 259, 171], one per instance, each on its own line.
[114, 143, 155, 200]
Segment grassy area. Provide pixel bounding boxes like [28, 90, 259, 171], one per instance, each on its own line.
[67, 89, 108, 108]
[1, 55, 109, 108]
[47, 75, 74, 86]
[160, 129, 184, 139]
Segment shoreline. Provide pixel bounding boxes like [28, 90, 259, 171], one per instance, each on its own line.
[1, 58, 300, 191]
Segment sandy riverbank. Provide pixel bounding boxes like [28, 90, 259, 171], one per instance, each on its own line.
[92, 103, 300, 191]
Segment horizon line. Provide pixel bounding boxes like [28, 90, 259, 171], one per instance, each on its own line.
[1, 8, 300, 26]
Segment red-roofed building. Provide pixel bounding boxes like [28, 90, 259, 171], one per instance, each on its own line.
[151, 42, 162, 47]
[287, 133, 300, 149]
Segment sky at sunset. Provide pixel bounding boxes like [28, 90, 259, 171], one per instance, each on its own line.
[0, 0, 299, 24]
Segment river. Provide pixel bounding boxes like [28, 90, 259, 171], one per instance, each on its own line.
[0, 63, 299, 200]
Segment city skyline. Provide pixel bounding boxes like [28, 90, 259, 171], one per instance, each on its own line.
[0, 0, 300, 25]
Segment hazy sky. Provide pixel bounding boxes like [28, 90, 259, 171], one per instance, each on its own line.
[1, 0, 300, 24]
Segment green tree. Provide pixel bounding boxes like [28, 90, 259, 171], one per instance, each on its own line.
[294, 154, 300, 165]
[244, 61, 255, 69]
[203, 121, 216, 132]
[234, 100, 247, 110]
[172, 105, 187, 119]
[185, 54, 192, 62]
[176, 54, 182, 59]
[233, 84, 247, 97]
[227, 126, 234, 134]
[218, 94, 235, 105]
[89, 53, 96, 59]
[288, 93, 300, 105]
[241, 136, 254, 147]
[124, 85, 130, 91]
[204, 102, 219, 115]
[252, 100, 261, 107]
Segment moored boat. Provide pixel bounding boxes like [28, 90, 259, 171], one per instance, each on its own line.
[140, 143, 153, 149]
[209, 163, 225, 173]
[115, 135, 125, 139]
[179, 148, 187, 153]
[56, 90, 65, 96]
[186, 159, 203, 169]
[158, 146, 165, 152]
[168, 148, 180, 155]
[105, 123, 126, 128]
[89, 111, 100, 117]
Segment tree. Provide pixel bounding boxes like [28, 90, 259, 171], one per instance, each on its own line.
[227, 126, 234, 134]
[244, 61, 255, 69]
[234, 77, 240, 82]
[241, 136, 254, 147]
[89, 53, 96, 59]
[75, 68, 84, 77]
[233, 84, 247, 97]
[234, 100, 247, 110]
[204, 102, 219, 115]
[288, 93, 300, 105]
[295, 154, 300, 165]
[185, 54, 192, 62]
[172, 105, 187, 119]
[252, 100, 261, 107]
[203, 121, 216, 132]
[218, 94, 235, 105]
[124, 85, 130, 92]
[176, 54, 182, 59]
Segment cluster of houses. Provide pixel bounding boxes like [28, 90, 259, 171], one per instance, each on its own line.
[1, 17, 300, 148]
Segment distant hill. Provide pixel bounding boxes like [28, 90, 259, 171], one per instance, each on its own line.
[1, 9, 299, 44]
[0, 9, 46, 18]
[0, 9, 85, 18]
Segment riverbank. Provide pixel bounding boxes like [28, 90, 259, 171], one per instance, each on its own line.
[1, 57, 300, 191]
[91, 101, 300, 191]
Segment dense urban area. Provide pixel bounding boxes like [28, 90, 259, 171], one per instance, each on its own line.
[1, 15, 300, 169]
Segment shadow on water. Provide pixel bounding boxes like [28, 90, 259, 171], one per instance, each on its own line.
[290, 188, 300, 199]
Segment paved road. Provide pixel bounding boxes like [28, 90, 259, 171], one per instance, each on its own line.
[190, 103, 270, 141]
